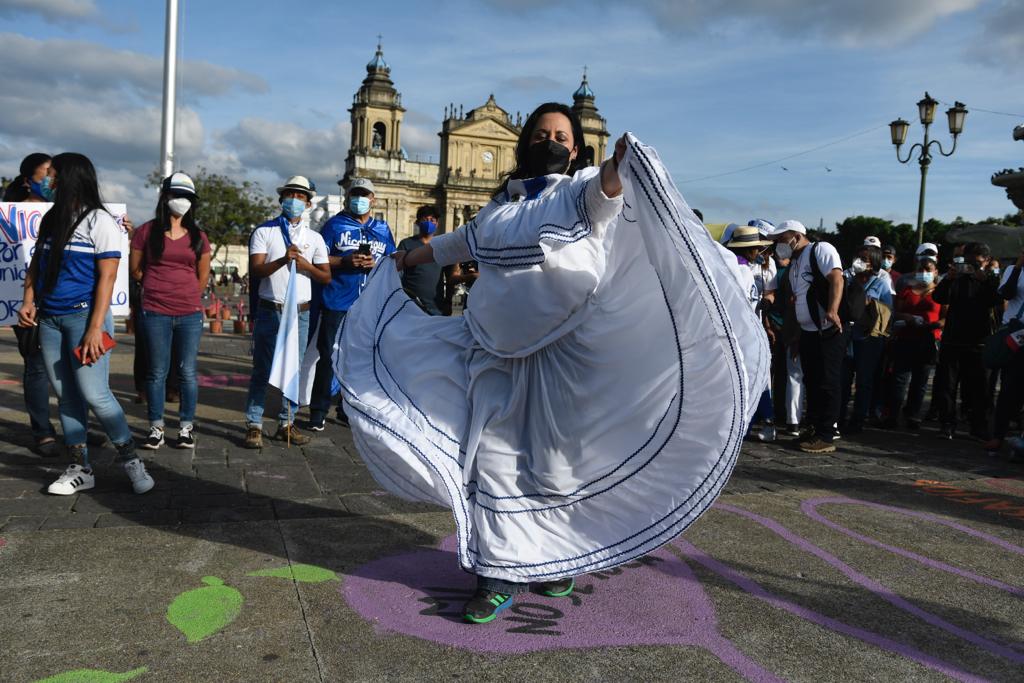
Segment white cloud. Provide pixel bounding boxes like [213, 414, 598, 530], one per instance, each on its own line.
[485, 0, 983, 47]
[0, 0, 98, 23]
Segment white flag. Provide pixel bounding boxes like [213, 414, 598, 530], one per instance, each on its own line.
[269, 261, 301, 406]
[297, 315, 320, 406]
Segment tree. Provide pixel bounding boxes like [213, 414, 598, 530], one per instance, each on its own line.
[146, 168, 276, 260]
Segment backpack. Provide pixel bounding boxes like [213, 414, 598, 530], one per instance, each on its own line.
[806, 242, 865, 330]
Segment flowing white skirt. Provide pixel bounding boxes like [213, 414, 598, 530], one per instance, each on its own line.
[335, 134, 769, 582]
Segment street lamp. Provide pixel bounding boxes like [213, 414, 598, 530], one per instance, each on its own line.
[889, 92, 968, 245]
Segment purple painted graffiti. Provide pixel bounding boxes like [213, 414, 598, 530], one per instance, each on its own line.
[716, 503, 1024, 666]
[343, 540, 781, 681]
[801, 497, 1024, 596]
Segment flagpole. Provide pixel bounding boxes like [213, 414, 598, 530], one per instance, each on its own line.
[287, 403, 292, 448]
[159, 0, 179, 177]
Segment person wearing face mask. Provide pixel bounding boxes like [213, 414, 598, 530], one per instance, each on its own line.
[338, 102, 768, 625]
[882, 244, 900, 292]
[245, 176, 332, 448]
[128, 172, 211, 450]
[765, 219, 847, 453]
[766, 246, 804, 437]
[839, 245, 893, 433]
[887, 252, 943, 430]
[397, 206, 444, 316]
[5, 153, 59, 456]
[308, 177, 396, 431]
[932, 241, 1000, 440]
[985, 249, 1024, 455]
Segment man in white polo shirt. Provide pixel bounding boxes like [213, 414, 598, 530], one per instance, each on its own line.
[767, 219, 846, 454]
[244, 175, 331, 448]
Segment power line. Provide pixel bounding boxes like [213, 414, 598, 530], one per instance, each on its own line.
[676, 123, 887, 184]
[936, 100, 1024, 119]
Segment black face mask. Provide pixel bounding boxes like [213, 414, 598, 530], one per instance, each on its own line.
[526, 139, 572, 177]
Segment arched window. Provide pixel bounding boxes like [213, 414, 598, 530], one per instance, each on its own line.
[372, 122, 387, 150]
[581, 145, 596, 168]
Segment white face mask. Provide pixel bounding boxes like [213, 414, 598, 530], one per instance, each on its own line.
[852, 258, 870, 274]
[775, 241, 793, 261]
[167, 197, 192, 217]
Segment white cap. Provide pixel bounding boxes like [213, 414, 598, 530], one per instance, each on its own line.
[765, 219, 806, 237]
[276, 175, 316, 198]
[863, 236, 882, 248]
[915, 242, 939, 261]
[163, 171, 198, 198]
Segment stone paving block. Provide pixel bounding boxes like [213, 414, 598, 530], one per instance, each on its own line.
[138, 449, 194, 474]
[193, 465, 246, 491]
[169, 492, 251, 509]
[0, 479, 46, 498]
[181, 504, 275, 524]
[272, 496, 350, 520]
[340, 492, 446, 516]
[39, 513, 100, 530]
[0, 515, 47, 531]
[95, 509, 183, 528]
[71, 491, 172, 513]
[244, 465, 321, 500]
[0, 496, 76, 517]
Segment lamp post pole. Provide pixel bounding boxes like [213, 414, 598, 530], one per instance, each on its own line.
[889, 93, 968, 246]
[159, 0, 179, 178]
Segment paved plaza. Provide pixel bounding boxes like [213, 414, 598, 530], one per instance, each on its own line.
[0, 327, 1022, 682]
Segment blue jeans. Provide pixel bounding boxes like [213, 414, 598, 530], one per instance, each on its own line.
[841, 336, 886, 426]
[245, 304, 310, 426]
[25, 348, 56, 440]
[38, 310, 133, 461]
[310, 308, 346, 423]
[142, 310, 204, 427]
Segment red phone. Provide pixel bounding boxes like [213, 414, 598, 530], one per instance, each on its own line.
[73, 331, 117, 364]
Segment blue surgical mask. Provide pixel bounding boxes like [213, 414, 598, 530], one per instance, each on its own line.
[992, 268, 1001, 277]
[916, 271, 935, 285]
[30, 176, 53, 201]
[417, 220, 437, 236]
[281, 197, 306, 219]
[882, 257, 893, 270]
[349, 196, 371, 216]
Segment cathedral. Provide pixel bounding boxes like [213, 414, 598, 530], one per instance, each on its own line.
[343, 42, 610, 241]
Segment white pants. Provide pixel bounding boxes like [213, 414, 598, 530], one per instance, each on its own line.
[786, 352, 804, 426]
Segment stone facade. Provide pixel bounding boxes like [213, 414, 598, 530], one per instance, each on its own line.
[343, 43, 610, 241]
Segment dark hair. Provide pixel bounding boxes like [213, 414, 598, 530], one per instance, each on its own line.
[36, 153, 106, 293]
[882, 244, 897, 254]
[2, 152, 51, 202]
[860, 245, 882, 271]
[692, 208, 704, 222]
[147, 186, 203, 263]
[493, 102, 586, 198]
[416, 205, 439, 221]
[965, 241, 991, 259]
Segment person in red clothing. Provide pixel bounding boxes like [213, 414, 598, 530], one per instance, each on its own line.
[886, 255, 943, 430]
[128, 172, 211, 450]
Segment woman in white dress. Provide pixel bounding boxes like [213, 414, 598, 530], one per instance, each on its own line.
[335, 103, 769, 623]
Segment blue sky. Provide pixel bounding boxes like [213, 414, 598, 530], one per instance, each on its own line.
[1, 0, 1022, 230]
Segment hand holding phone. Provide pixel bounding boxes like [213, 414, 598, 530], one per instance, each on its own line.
[74, 330, 117, 365]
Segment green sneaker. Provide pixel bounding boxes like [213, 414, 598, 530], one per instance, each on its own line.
[462, 589, 513, 624]
[538, 577, 575, 597]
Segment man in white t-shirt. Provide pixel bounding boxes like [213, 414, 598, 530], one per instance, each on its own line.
[766, 219, 846, 454]
[244, 175, 331, 448]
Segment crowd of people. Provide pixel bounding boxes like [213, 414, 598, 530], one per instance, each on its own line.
[6, 99, 1022, 627]
[723, 217, 1024, 458]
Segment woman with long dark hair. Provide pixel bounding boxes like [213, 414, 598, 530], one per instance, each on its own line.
[18, 152, 154, 495]
[336, 103, 768, 624]
[129, 172, 211, 449]
[6, 153, 58, 455]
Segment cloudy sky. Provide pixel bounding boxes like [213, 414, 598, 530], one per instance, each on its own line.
[1, 0, 1022, 229]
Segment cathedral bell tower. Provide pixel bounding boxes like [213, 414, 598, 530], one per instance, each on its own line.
[347, 39, 405, 164]
[571, 68, 610, 167]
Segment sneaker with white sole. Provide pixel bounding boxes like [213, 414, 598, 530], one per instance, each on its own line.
[175, 424, 196, 449]
[141, 426, 164, 450]
[47, 464, 95, 495]
[123, 457, 155, 494]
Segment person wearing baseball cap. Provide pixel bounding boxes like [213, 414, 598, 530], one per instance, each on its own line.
[767, 218, 846, 454]
[244, 175, 331, 448]
[309, 176, 396, 431]
[850, 237, 893, 294]
[863, 236, 882, 248]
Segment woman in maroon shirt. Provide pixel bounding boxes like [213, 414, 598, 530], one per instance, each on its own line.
[129, 173, 211, 449]
[887, 256, 943, 430]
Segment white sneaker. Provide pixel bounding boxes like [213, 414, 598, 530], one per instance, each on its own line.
[47, 464, 95, 496]
[123, 457, 155, 494]
[141, 426, 165, 450]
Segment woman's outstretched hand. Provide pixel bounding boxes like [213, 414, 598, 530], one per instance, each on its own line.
[600, 134, 627, 197]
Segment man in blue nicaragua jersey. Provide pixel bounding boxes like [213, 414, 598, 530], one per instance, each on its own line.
[308, 177, 396, 430]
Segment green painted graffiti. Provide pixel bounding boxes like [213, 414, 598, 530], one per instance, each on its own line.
[247, 563, 340, 584]
[166, 576, 243, 643]
[34, 666, 148, 683]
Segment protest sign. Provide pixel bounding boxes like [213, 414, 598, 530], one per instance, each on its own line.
[0, 202, 130, 325]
